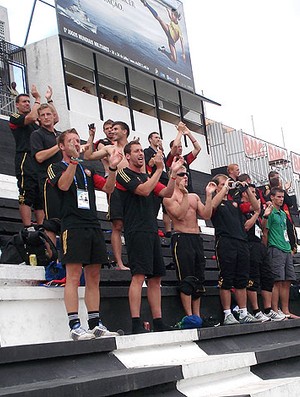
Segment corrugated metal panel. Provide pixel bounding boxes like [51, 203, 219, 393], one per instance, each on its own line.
[246, 156, 269, 185]
[207, 122, 225, 146]
[208, 121, 300, 207]
[224, 129, 245, 155]
[210, 144, 228, 168]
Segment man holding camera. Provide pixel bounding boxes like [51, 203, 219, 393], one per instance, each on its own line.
[211, 174, 260, 325]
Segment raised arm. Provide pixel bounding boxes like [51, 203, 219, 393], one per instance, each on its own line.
[197, 181, 217, 220]
[101, 148, 123, 194]
[159, 156, 185, 198]
[212, 178, 230, 209]
[134, 150, 164, 196]
[45, 85, 59, 124]
[23, 85, 41, 125]
[183, 124, 201, 158]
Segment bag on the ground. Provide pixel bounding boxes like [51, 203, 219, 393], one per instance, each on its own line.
[0, 226, 57, 266]
[175, 314, 203, 329]
[45, 261, 85, 285]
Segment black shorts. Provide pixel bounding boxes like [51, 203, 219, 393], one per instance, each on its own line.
[171, 233, 205, 285]
[61, 227, 108, 266]
[247, 241, 274, 292]
[216, 236, 249, 290]
[107, 189, 123, 221]
[15, 153, 43, 210]
[42, 179, 61, 234]
[125, 231, 165, 277]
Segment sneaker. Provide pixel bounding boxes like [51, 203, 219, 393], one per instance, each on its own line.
[264, 309, 286, 321]
[223, 313, 239, 325]
[70, 326, 95, 341]
[158, 46, 166, 52]
[254, 311, 271, 322]
[89, 322, 119, 338]
[239, 312, 261, 324]
[278, 309, 291, 319]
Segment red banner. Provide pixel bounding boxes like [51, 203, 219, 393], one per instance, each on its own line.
[243, 134, 265, 157]
[267, 143, 287, 162]
[291, 152, 300, 174]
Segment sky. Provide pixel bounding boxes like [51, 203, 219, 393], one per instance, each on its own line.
[1, 0, 300, 153]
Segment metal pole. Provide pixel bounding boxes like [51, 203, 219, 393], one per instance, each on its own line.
[24, 0, 38, 46]
[251, 115, 256, 136]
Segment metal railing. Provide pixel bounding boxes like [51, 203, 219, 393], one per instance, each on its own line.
[0, 89, 16, 116]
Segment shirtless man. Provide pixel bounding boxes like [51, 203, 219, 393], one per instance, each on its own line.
[85, 121, 130, 270]
[163, 166, 217, 318]
[94, 119, 115, 176]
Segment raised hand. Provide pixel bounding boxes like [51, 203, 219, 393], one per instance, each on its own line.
[108, 148, 123, 169]
[45, 85, 53, 101]
[206, 181, 217, 195]
[153, 149, 164, 170]
[170, 156, 185, 176]
[31, 84, 41, 100]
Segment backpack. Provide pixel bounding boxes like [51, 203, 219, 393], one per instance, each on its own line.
[174, 315, 203, 329]
[0, 226, 58, 266]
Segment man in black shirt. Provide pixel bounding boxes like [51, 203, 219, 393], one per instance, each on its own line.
[144, 131, 171, 236]
[211, 174, 260, 325]
[48, 128, 123, 341]
[117, 140, 184, 334]
[31, 102, 61, 243]
[9, 85, 53, 227]
[240, 186, 281, 321]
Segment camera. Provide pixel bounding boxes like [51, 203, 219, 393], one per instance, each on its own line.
[88, 123, 95, 130]
[231, 181, 248, 193]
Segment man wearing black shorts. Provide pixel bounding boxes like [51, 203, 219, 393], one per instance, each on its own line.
[31, 101, 61, 244]
[116, 140, 184, 334]
[211, 174, 260, 325]
[85, 121, 130, 270]
[163, 166, 217, 318]
[144, 131, 172, 236]
[9, 85, 51, 227]
[48, 128, 123, 341]
[240, 185, 281, 321]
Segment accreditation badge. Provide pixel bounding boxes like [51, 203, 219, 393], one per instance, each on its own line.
[77, 189, 90, 209]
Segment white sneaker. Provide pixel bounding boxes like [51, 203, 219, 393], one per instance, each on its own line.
[89, 322, 119, 338]
[264, 309, 285, 321]
[70, 326, 95, 341]
[278, 309, 291, 318]
[223, 313, 239, 325]
[239, 312, 261, 324]
[254, 311, 271, 322]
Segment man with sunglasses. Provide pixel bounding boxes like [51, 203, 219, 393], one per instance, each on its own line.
[163, 166, 217, 319]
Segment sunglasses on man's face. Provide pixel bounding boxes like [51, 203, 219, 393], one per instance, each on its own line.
[177, 172, 189, 177]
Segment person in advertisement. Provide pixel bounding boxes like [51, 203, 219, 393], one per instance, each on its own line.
[140, 0, 186, 63]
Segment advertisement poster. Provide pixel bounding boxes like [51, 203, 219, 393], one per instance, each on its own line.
[55, 0, 195, 91]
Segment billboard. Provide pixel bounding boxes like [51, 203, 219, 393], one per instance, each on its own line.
[55, 0, 195, 92]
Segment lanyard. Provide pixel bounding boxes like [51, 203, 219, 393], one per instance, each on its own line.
[62, 161, 88, 191]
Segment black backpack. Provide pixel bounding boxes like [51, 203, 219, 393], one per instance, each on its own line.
[1, 227, 58, 266]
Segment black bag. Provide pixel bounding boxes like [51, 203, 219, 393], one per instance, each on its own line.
[1, 227, 58, 266]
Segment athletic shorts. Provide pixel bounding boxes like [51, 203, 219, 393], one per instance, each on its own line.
[247, 241, 274, 292]
[42, 179, 61, 234]
[216, 236, 249, 290]
[125, 231, 165, 277]
[61, 227, 108, 266]
[15, 152, 43, 210]
[171, 233, 205, 285]
[268, 246, 296, 282]
[107, 189, 123, 221]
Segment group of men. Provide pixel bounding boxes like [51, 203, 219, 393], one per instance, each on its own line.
[211, 164, 299, 325]
[9, 85, 299, 341]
